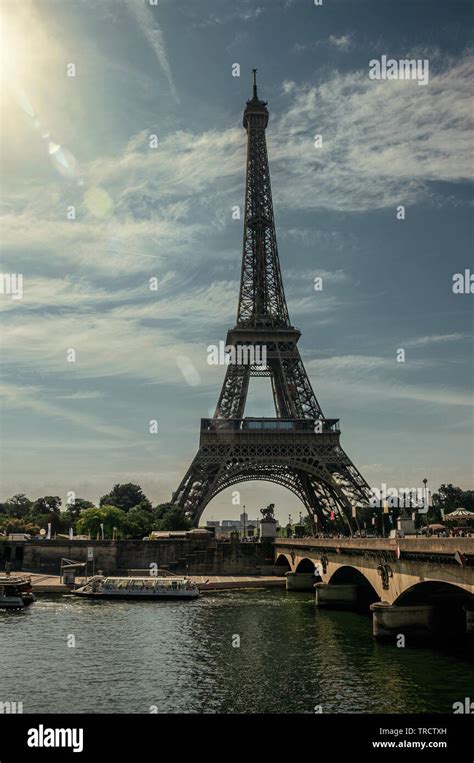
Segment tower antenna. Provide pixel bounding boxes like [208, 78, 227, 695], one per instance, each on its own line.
[252, 68, 258, 99]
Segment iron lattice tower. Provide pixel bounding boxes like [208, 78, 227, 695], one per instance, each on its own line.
[173, 72, 372, 532]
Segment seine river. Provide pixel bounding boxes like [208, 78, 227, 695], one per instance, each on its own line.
[1, 590, 472, 713]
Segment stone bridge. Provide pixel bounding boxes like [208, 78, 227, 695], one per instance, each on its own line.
[275, 537, 474, 639]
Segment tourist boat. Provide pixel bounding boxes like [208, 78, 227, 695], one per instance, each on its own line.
[72, 575, 200, 600]
[0, 575, 36, 609]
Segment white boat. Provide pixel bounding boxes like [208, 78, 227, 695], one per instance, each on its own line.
[72, 575, 200, 600]
[0, 575, 36, 609]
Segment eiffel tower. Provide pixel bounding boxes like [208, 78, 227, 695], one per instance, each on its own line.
[173, 71, 371, 532]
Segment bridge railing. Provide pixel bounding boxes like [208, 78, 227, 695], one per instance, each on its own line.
[275, 536, 474, 557]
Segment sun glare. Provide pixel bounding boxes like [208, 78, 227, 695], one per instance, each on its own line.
[0, 10, 30, 86]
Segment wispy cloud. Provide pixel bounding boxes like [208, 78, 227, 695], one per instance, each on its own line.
[192, 4, 265, 28]
[307, 355, 472, 409]
[294, 33, 354, 54]
[56, 390, 104, 400]
[89, 52, 474, 213]
[309, 355, 432, 373]
[273, 54, 474, 211]
[0, 384, 129, 438]
[0, 277, 242, 384]
[125, 0, 179, 103]
[404, 333, 468, 347]
[4, 50, 472, 295]
[328, 34, 353, 51]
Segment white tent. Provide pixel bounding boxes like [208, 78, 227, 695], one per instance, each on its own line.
[444, 508, 474, 522]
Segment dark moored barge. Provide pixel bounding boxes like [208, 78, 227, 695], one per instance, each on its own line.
[0, 575, 35, 609]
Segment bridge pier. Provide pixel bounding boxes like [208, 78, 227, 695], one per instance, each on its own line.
[370, 602, 434, 639]
[463, 602, 474, 635]
[314, 583, 359, 608]
[285, 572, 317, 592]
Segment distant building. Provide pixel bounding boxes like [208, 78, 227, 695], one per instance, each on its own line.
[206, 512, 280, 539]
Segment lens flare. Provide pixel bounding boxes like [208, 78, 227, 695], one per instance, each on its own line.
[176, 356, 201, 387]
[48, 142, 78, 179]
[83, 186, 114, 218]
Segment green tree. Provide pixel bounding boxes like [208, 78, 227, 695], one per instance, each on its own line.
[461, 490, 474, 511]
[32, 512, 67, 535]
[0, 517, 41, 535]
[76, 507, 102, 537]
[76, 505, 127, 538]
[152, 502, 176, 521]
[31, 496, 62, 515]
[1, 494, 33, 518]
[432, 484, 462, 510]
[99, 484, 152, 513]
[158, 507, 191, 531]
[100, 505, 128, 537]
[431, 484, 474, 520]
[124, 508, 154, 538]
[65, 498, 95, 522]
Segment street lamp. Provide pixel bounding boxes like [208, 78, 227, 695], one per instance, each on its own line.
[423, 478, 429, 533]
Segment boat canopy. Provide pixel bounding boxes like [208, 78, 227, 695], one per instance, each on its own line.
[101, 577, 196, 590]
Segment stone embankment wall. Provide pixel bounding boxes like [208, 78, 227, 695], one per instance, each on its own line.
[2, 539, 276, 576]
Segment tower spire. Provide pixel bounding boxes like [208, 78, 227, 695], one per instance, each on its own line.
[240, 72, 285, 326]
[252, 68, 258, 99]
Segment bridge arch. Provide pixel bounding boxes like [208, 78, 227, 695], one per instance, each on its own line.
[394, 579, 472, 606]
[393, 580, 473, 636]
[328, 565, 373, 587]
[295, 558, 316, 574]
[275, 553, 292, 573]
[327, 564, 380, 607]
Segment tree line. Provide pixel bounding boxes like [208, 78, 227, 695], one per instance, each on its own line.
[0, 483, 190, 539]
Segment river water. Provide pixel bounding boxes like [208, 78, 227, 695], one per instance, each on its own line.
[1, 590, 472, 713]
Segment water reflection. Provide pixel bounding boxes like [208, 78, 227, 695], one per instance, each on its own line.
[0, 590, 471, 713]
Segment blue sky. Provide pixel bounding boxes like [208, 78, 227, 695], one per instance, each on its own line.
[1, 0, 473, 522]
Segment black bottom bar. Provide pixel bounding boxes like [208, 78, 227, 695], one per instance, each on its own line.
[0, 713, 472, 761]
